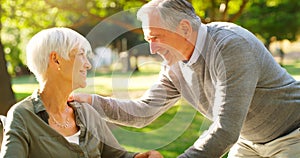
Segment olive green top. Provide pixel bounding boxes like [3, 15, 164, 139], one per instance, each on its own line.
[0, 115, 5, 151]
[0, 90, 136, 158]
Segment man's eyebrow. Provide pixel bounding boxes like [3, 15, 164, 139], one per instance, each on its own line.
[145, 34, 159, 41]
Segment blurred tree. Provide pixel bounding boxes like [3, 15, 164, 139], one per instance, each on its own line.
[237, 0, 300, 48]
[1, 0, 72, 76]
[0, 0, 147, 113]
[0, 0, 78, 114]
[44, 0, 147, 71]
[0, 2, 16, 115]
[192, 0, 250, 23]
[0, 0, 255, 77]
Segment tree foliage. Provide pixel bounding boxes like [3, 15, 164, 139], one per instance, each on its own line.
[1, 0, 148, 75]
[0, 1, 15, 115]
[192, 0, 250, 23]
[3, 0, 299, 76]
[237, 0, 300, 45]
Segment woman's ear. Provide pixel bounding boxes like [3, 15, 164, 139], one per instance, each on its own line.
[49, 52, 60, 70]
[50, 52, 58, 63]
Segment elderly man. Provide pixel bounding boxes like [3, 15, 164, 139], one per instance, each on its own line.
[73, 0, 300, 157]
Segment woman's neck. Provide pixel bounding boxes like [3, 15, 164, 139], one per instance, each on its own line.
[39, 79, 72, 114]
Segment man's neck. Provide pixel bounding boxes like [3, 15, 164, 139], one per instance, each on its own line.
[184, 30, 199, 60]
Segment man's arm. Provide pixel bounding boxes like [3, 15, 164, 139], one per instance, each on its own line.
[91, 71, 181, 128]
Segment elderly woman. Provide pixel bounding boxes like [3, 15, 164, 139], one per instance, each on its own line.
[0, 28, 162, 158]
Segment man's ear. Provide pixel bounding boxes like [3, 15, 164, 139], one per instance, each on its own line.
[179, 19, 192, 37]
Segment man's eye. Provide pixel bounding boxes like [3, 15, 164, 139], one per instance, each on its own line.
[147, 36, 157, 41]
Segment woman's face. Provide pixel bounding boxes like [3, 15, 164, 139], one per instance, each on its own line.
[60, 47, 92, 90]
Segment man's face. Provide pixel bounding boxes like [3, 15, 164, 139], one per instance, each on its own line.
[142, 13, 187, 66]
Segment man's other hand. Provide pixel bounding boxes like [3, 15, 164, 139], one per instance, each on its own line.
[134, 150, 164, 158]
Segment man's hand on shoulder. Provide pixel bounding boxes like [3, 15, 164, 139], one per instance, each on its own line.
[68, 93, 92, 105]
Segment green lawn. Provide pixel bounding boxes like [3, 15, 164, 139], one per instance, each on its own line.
[11, 60, 300, 158]
[283, 60, 300, 80]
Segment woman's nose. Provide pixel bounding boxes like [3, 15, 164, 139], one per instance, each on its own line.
[85, 59, 92, 70]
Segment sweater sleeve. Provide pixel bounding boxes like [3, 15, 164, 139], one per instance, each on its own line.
[91, 70, 181, 128]
[179, 39, 260, 157]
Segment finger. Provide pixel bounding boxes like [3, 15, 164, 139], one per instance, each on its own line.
[67, 93, 75, 101]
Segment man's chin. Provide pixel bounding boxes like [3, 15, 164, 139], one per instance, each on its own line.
[161, 56, 174, 66]
[164, 60, 177, 66]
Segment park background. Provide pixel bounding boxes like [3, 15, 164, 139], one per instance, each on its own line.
[0, 0, 300, 157]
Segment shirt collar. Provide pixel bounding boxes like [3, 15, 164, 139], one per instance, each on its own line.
[32, 89, 47, 114]
[181, 23, 207, 66]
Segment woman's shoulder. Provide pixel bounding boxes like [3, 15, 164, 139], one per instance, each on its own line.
[69, 101, 101, 119]
[5, 96, 36, 129]
[70, 101, 110, 130]
[8, 96, 34, 115]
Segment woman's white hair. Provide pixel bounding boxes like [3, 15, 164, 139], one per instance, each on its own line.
[26, 27, 91, 83]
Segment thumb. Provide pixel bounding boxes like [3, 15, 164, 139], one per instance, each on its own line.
[68, 93, 75, 101]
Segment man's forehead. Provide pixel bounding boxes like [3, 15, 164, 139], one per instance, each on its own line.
[142, 26, 165, 35]
[141, 10, 162, 28]
[141, 20, 169, 34]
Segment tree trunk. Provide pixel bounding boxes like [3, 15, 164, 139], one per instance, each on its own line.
[0, 40, 16, 115]
[0, 2, 16, 115]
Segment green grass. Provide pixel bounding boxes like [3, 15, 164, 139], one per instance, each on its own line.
[283, 60, 300, 80]
[11, 60, 300, 158]
[12, 75, 39, 100]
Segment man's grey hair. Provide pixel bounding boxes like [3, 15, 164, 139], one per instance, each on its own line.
[26, 27, 92, 83]
[137, 0, 201, 31]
